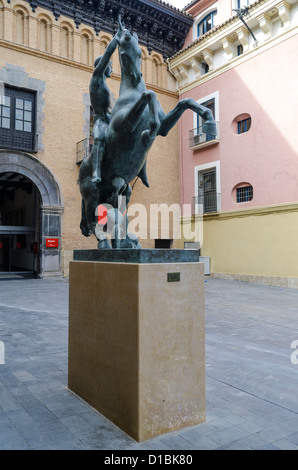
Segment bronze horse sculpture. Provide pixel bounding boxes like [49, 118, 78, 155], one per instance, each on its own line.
[79, 17, 216, 248]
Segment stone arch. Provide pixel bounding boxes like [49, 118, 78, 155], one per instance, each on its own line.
[151, 54, 162, 87]
[37, 13, 52, 53]
[0, 151, 63, 207]
[80, 28, 94, 66]
[80, 26, 94, 38]
[0, 150, 64, 277]
[60, 21, 74, 60]
[99, 34, 111, 55]
[140, 47, 149, 82]
[13, 3, 30, 15]
[13, 5, 30, 46]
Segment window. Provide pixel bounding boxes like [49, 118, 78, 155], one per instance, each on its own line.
[0, 86, 36, 152]
[236, 0, 250, 8]
[198, 168, 218, 213]
[238, 117, 251, 134]
[197, 11, 217, 37]
[0, 95, 11, 129]
[194, 161, 221, 214]
[237, 44, 243, 56]
[236, 185, 253, 203]
[202, 62, 209, 74]
[190, 92, 219, 148]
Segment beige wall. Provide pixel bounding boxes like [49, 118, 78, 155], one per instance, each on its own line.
[0, 0, 181, 274]
[181, 203, 298, 287]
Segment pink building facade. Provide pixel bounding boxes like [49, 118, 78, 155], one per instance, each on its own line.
[169, 0, 298, 287]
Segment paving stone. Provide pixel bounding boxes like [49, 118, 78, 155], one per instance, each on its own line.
[273, 439, 298, 450]
[1, 277, 298, 449]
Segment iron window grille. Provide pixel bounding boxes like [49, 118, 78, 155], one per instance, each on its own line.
[192, 193, 220, 214]
[236, 185, 253, 203]
[76, 138, 92, 164]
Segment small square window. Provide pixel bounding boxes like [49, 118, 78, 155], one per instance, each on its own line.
[24, 111, 32, 122]
[24, 100, 32, 111]
[2, 107, 10, 118]
[15, 119, 23, 131]
[238, 118, 251, 134]
[3, 96, 10, 106]
[236, 186, 253, 203]
[24, 121, 32, 132]
[1, 117, 10, 129]
[16, 109, 24, 120]
[16, 98, 24, 109]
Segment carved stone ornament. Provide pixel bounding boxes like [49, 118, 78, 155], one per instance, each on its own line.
[18, 0, 193, 59]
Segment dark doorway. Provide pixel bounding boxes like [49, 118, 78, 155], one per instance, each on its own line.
[0, 172, 40, 276]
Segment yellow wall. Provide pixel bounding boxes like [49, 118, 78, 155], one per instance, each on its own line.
[194, 204, 298, 286]
[0, 0, 181, 275]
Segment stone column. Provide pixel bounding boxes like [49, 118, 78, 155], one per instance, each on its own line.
[51, 24, 60, 56]
[28, 14, 38, 49]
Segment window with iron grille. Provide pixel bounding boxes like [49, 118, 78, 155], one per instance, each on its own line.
[198, 168, 218, 213]
[236, 185, 253, 203]
[237, 117, 251, 134]
[0, 86, 36, 152]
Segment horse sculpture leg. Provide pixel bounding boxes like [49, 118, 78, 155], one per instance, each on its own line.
[112, 90, 160, 143]
[157, 98, 216, 138]
[80, 199, 91, 237]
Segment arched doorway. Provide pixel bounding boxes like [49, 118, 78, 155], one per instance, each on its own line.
[0, 172, 40, 276]
[0, 151, 63, 278]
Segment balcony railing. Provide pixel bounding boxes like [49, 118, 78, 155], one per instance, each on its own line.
[76, 138, 92, 164]
[192, 192, 221, 215]
[189, 122, 219, 149]
[0, 133, 38, 153]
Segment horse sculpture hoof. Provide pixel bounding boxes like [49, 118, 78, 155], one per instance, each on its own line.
[202, 120, 217, 138]
[120, 233, 142, 249]
[97, 237, 112, 249]
[80, 225, 91, 237]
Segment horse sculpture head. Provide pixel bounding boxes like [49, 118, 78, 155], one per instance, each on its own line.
[117, 16, 142, 87]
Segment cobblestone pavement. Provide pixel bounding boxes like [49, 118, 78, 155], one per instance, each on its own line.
[0, 276, 298, 450]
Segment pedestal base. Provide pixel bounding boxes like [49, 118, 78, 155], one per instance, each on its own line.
[68, 259, 205, 442]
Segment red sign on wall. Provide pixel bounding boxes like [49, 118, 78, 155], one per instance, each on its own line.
[46, 238, 59, 248]
[0, 243, 2, 249]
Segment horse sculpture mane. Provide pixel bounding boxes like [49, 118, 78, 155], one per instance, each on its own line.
[79, 17, 216, 249]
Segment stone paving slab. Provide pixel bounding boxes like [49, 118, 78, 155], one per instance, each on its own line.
[0, 277, 298, 450]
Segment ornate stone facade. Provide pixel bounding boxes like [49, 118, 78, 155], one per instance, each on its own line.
[11, 0, 193, 58]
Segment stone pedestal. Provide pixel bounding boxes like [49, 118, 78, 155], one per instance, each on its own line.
[68, 252, 205, 442]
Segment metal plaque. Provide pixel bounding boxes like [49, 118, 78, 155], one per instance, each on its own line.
[167, 272, 180, 283]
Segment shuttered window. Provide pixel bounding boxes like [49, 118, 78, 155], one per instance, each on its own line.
[0, 86, 36, 152]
